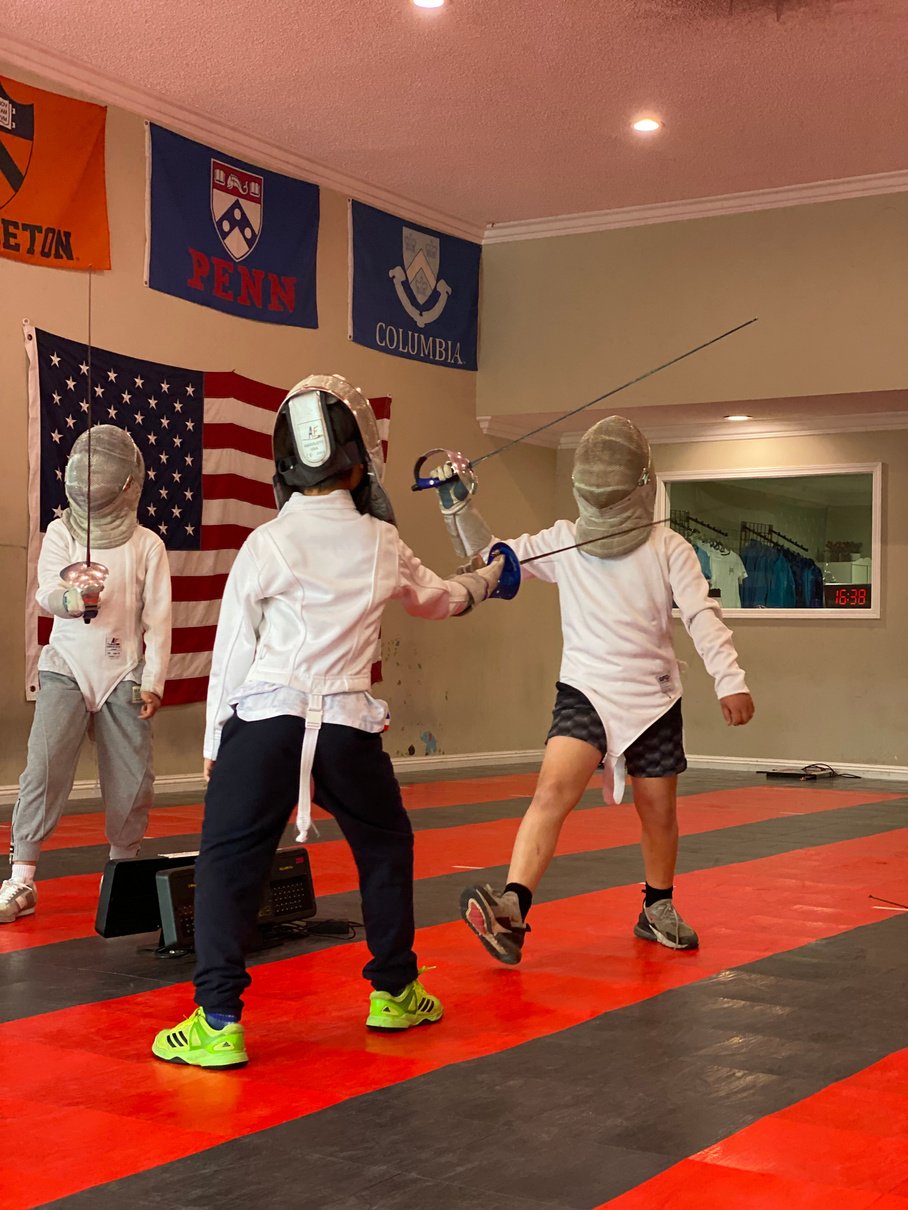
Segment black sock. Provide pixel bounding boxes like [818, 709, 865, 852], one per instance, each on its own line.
[644, 882, 673, 907]
[504, 882, 533, 921]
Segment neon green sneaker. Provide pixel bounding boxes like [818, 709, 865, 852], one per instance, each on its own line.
[151, 1007, 248, 1068]
[366, 976, 444, 1031]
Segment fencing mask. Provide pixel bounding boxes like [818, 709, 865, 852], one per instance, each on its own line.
[572, 416, 656, 558]
[272, 374, 395, 524]
[63, 425, 145, 550]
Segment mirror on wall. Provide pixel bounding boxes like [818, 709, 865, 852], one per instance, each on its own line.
[659, 465, 881, 617]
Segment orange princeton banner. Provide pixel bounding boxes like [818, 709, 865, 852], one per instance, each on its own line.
[0, 75, 110, 270]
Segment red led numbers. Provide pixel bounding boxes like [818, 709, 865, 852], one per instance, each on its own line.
[824, 585, 871, 608]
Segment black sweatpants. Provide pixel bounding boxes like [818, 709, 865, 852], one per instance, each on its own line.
[193, 712, 418, 1018]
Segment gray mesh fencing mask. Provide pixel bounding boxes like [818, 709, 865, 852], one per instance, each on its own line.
[572, 416, 656, 558]
[64, 425, 145, 549]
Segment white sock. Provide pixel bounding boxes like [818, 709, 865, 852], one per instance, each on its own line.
[11, 862, 37, 886]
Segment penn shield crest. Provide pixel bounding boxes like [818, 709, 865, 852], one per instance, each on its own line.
[210, 159, 263, 261]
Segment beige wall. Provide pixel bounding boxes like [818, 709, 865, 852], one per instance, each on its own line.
[479, 194, 908, 417]
[0, 67, 562, 787]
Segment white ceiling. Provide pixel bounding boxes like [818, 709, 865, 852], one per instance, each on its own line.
[2, 0, 907, 235]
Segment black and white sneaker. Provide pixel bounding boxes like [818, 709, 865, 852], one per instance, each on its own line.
[460, 885, 529, 965]
[634, 899, 699, 950]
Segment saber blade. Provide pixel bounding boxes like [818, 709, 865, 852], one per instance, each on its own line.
[518, 517, 670, 565]
[471, 317, 758, 468]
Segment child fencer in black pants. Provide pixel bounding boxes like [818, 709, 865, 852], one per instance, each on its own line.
[152, 375, 503, 1068]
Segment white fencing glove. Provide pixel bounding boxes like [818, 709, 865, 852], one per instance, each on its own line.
[430, 461, 493, 560]
[451, 554, 504, 614]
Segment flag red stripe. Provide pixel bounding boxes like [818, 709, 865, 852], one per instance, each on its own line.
[37, 616, 52, 645]
[162, 675, 210, 706]
[204, 372, 286, 411]
[203, 422, 272, 461]
[201, 524, 253, 550]
[170, 625, 218, 655]
[170, 574, 229, 602]
[202, 472, 274, 510]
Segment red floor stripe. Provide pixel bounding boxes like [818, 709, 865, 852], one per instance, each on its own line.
[1, 828, 905, 1205]
[7, 780, 899, 856]
[597, 1049, 908, 1208]
[0, 771, 549, 855]
[0, 787, 899, 955]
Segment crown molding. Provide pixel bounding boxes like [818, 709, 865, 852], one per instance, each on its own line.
[558, 411, 908, 448]
[476, 416, 563, 449]
[483, 171, 908, 243]
[0, 35, 485, 243]
[479, 411, 908, 451]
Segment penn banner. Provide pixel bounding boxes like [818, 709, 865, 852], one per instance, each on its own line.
[349, 200, 480, 371]
[146, 124, 319, 327]
[0, 75, 109, 270]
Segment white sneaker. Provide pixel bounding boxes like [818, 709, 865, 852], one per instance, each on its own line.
[0, 879, 37, 924]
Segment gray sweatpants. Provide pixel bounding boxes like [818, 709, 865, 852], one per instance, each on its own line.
[12, 671, 155, 866]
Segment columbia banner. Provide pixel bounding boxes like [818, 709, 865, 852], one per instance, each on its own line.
[349, 200, 480, 371]
[0, 75, 109, 270]
[146, 125, 319, 327]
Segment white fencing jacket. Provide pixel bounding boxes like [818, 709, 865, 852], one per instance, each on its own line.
[36, 520, 172, 711]
[204, 491, 469, 838]
[504, 522, 749, 803]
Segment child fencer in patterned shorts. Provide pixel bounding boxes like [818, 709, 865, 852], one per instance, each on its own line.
[429, 416, 754, 963]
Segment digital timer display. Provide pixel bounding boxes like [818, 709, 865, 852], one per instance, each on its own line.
[823, 584, 872, 609]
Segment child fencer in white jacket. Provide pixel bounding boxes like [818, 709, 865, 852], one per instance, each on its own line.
[152, 375, 504, 1069]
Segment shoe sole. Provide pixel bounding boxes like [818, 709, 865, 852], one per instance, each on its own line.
[151, 1041, 248, 1068]
[0, 906, 36, 924]
[459, 887, 522, 965]
[633, 922, 699, 951]
[365, 1009, 444, 1032]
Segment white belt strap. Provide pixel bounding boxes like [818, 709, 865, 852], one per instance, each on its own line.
[295, 693, 323, 842]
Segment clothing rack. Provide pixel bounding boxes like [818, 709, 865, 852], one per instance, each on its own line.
[739, 521, 808, 553]
[670, 510, 728, 539]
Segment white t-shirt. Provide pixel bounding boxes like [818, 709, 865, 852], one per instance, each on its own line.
[705, 548, 747, 609]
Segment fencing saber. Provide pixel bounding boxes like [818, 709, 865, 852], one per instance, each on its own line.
[412, 317, 758, 493]
[60, 266, 109, 623]
[486, 517, 671, 600]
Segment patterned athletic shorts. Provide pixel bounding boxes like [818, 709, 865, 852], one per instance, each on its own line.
[546, 681, 687, 778]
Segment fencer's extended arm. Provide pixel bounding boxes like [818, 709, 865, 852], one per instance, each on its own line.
[140, 535, 172, 700]
[203, 541, 265, 759]
[668, 537, 749, 699]
[35, 521, 90, 617]
[394, 539, 504, 617]
[394, 541, 472, 618]
[432, 464, 493, 560]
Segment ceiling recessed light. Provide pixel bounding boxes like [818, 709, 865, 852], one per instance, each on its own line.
[632, 117, 662, 133]
[413, 0, 445, 7]
[724, 414, 752, 422]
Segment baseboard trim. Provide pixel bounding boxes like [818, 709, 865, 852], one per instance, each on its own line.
[4, 748, 904, 806]
[686, 754, 908, 782]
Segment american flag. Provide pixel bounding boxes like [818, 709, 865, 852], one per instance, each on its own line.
[24, 325, 390, 705]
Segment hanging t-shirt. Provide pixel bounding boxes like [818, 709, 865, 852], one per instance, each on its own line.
[693, 542, 712, 582]
[706, 548, 747, 608]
